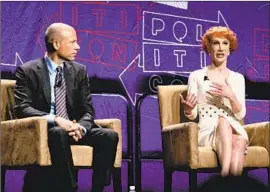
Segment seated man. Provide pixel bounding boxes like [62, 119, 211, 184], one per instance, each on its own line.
[14, 22, 119, 192]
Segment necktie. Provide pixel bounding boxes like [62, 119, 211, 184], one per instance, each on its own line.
[55, 66, 69, 119]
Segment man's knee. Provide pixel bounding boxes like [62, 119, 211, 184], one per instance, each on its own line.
[107, 129, 119, 144]
[100, 129, 119, 146]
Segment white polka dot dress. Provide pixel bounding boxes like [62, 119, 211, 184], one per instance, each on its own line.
[185, 67, 249, 147]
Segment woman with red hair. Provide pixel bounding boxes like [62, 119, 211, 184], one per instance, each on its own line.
[180, 26, 248, 176]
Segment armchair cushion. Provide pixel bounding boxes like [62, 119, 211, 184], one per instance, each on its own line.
[198, 147, 218, 168]
[244, 146, 269, 167]
[244, 122, 269, 152]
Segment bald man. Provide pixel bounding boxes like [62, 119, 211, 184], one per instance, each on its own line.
[14, 23, 119, 192]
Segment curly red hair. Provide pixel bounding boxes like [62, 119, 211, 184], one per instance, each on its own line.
[201, 26, 238, 54]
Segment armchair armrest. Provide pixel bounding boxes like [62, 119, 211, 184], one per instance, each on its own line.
[1, 117, 49, 166]
[244, 121, 269, 152]
[162, 122, 199, 169]
[94, 118, 122, 167]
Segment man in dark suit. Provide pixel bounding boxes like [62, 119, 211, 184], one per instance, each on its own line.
[14, 23, 119, 192]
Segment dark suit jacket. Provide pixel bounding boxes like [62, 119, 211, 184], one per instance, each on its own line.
[14, 58, 97, 131]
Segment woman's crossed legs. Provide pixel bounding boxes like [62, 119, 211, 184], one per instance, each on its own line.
[215, 117, 247, 176]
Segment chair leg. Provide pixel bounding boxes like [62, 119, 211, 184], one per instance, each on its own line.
[1, 166, 6, 192]
[112, 167, 122, 192]
[164, 169, 173, 192]
[189, 170, 197, 192]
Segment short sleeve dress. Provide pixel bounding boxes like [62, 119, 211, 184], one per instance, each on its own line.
[185, 67, 249, 147]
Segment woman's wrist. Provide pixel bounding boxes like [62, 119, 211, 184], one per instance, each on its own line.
[228, 92, 237, 102]
[184, 109, 192, 115]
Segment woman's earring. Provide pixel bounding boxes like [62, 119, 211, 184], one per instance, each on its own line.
[228, 52, 230, 56]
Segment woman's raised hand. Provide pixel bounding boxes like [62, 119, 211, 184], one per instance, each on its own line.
[179, 93, 197, 115]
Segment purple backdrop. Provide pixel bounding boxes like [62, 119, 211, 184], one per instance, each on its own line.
[1, 1, 269, 104]
[1, 1, 269, 192]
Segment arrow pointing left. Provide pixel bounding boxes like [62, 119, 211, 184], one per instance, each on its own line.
[119, 54, 144, 106]
[1, 52, 23, 67]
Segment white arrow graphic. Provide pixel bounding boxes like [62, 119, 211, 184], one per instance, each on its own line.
[1, 52, 23, 67]
[119, 54, 143, 106]
[154, 1, 188, 10]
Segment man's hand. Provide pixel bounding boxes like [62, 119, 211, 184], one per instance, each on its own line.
[54, 116, 75, 131]
[54, 117, 83, 142]
[68, 120, 83, 142]
[179, 93, 197, 115]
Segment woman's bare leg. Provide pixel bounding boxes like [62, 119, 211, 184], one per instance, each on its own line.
[215, 117, 233, 177]
[230, 134, 247, 176]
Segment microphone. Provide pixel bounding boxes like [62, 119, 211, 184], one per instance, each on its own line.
[204, 76, 209, 81]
